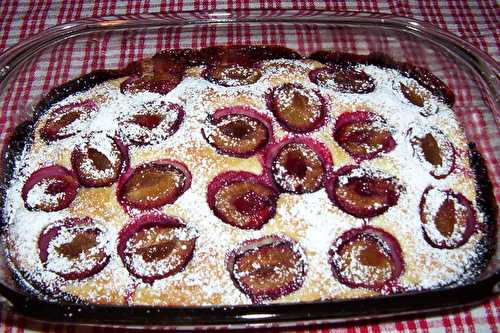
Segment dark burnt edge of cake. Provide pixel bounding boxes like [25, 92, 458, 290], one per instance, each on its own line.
[0, 119, 34, 232]
[309, 51, 455, 107]
[153, 45, 303, 67]
[7, 253, 84, 304]
[463, 143, 498, 281]
[34, 69, 126, 118]
[0, 46, 495, 303]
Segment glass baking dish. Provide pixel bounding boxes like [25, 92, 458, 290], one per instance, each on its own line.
[0, 9, 497, 329]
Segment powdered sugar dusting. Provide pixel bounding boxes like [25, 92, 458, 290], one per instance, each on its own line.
[74, 132, 121, 179]
[2, 56, 489, 306]
[25, 179, 66, 208]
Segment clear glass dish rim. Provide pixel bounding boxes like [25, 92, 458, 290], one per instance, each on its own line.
[0, 9, 497, 328]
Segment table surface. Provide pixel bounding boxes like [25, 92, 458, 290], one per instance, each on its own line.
[0, 1, 498, 332]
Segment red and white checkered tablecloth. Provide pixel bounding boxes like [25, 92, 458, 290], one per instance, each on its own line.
[0, 1, 498, 332]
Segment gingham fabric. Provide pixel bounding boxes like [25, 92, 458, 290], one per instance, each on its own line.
[0, 1, 498, 332]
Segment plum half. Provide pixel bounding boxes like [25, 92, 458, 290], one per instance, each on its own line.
[71, 132, 129, 187]
[203, 106, 272, 158]
[117, 160, 191, 213]
[266, 137, 332, 194]
[419, 186, 477, 249]
[329, 226, 404, 291]
[266, 83, 327, 133]
[333, 111, 396, 161]
[120, 56, 186, 95]
[227, 235, 307, 303]
[121, 75, 181, 95]
[38, 217, 109, 280]
[207, 171, 279, 230]
[119, 101, 184, 145]
[326, 166, 402, 218]
[40, 100, 97, 141]
[118, 213, 197, 283]
[395, 80, 440, 116]
[309, 65, 375, 94]
[22, 165, 79, 212]
[202, 63, 262, 87]
[408, 126, 456, 179]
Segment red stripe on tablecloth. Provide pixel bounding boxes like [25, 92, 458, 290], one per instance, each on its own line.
[394, 319, 404, 332]
[56, 0, 69, 23]
[234, 23, 241, 45]
[261, 23, 269, 44]
[25, 0, 43, 38]
[118, 30, 130, 68]
[455, 1, 489, 52]
[463, 309, 477, 333]
[452, 312, 465, 333]
[267, 23, 278, 46]
[99, 0, 108, 16]
[155, 25, 166, 51]
[477, 0, 500, 46]
[49, 43, 70, 88]
[0, 1, 49, 139]
[172, 25, 181, 49]
[17, 1, 36, 40]
[371, 322, 382, 333]
[37, 1, 54, 35]
[99, 31, 111, 69]
[312, 24, 323, 52]
[233, 22, 240, 45]
[303, 24, 315, 53]
[355, 1, 375, 53]
[484, 300, 498, 332]
[387, 0, 428, 70]
[128, 29, 139, 64]
[447, 2, 480, 51]
[209, 24, 217, 46]
[81, 32, 96, 74]
[46, 0, 80, 94]
[191, 24, 199, 49]
[34, 1, 53, 38]
[333, 0, 349, 11]
[425, 0, 449, 31]
[137, 30, 147, 66]
[277, 22, 286, 46]
[0, 0, 18, 52]
[200, 24, 208, 47]
[62, 1, 83, 82]
[442, 313, 453, 333]
[494, 297, 500, 326]
[418, 0, 444, 30]
[125, 0, 134, 14]
[293, 23, 306, 55]
[134, 0, 141, 13]
[0, 0, 12, 28]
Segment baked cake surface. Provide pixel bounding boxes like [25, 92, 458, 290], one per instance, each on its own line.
[1, 46, 494, 306]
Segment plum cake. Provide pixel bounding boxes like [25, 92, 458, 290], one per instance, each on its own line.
[1, 46, 495, 306]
